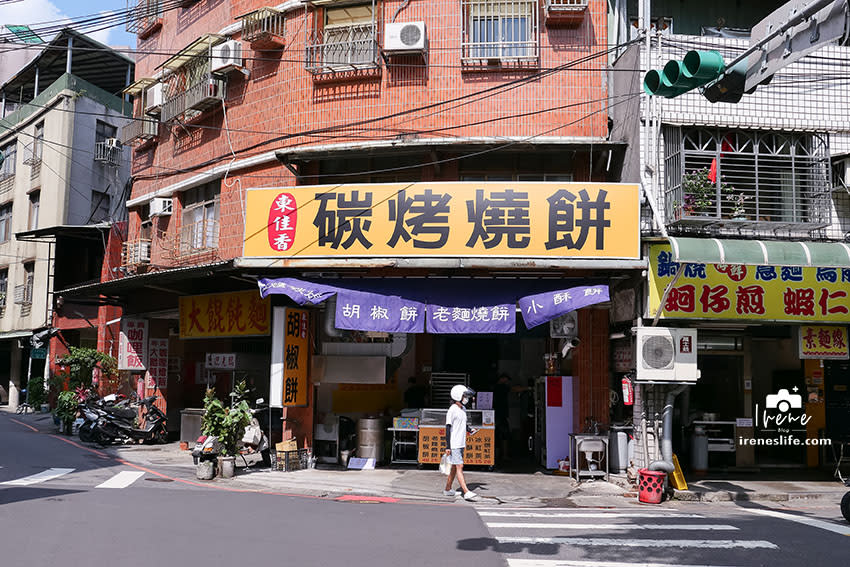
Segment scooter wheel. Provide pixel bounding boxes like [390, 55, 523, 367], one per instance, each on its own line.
[841, 491, 850, 523]
[79, 422, 94, 443]
[155, 425, 168, 444]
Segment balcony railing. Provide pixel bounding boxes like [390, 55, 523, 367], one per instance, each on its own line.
[544, 0, 588, 26]
[664, 127, 832, 234]
[94, 141, 123, 167]
[121, 239, 152, 267]
[305, 24, 380, 74]
[161, 75, 226, 123]
[126, 0, 163, 38]
[241, 7, 286, 49]
[121, 117, 159, 145]
[461, 0, 539, 66]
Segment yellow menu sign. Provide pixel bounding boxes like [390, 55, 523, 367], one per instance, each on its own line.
[179, 290, 270, 338]
[244, 183, 639, 259]
[799, 325, 849, 359]
[282, 308, 309, 407]
[649, 244, 850, 322]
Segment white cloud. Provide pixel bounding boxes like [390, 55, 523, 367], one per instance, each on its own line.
[0, 1, 116, 46]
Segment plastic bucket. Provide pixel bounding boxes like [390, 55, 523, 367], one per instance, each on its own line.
[638, 469, 666, 504]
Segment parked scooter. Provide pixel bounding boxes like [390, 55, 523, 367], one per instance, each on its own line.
[91, 395, 168, 445]
[842, 479, 850, 523]
[192, 435, 222, 480]
[78, 392, 133, 443]
[239, 399, 271, 468]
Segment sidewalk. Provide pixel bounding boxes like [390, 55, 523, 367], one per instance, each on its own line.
[5, 407, 847, 505]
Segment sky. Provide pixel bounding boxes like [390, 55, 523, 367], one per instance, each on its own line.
[0, 0, 137, 48]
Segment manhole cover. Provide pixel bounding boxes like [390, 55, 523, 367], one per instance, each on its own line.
[145, 477, 174, 482]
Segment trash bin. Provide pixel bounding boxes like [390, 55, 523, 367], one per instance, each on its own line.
[691, 425, 708, 474]
[638, 469, 666, 504]
[357, 418, 384, 463]
[180, 408, 205, 443]
[609, 425, 633, 473]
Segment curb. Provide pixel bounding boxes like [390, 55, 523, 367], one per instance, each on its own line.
[672, 489, 841, 502]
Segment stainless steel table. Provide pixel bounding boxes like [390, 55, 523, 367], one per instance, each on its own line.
[569, 433, 609, 482]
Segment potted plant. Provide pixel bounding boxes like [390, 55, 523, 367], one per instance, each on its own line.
[201, 388, 252, 478]
[681, 168, 716, 216]
[54, 390, 78, 435]
[727, 190, 750, 220]
[26, 376, 46, 412]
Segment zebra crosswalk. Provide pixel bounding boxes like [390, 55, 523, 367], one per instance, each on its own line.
[1, 467, 147, 489]
[475, 506, 781, 567]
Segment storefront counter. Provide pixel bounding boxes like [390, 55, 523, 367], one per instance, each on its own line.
[416, 408, 495, 467]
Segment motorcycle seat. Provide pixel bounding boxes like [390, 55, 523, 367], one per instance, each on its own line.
[107, 407, 137, 420]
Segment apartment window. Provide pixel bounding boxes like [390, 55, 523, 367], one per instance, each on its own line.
[0, 203, 12, 243]
[182, 182, 220, 251]
[95, 121, 118, 144]
[33, 122, 43, 162]
[664, 127, 831, 231]
[28, 191, 39, 230]
[90, 190, 110, 223]
[0, 269, 7, 314]
[462, 0, 539, 62]
[22, 262, 34, 306]
[306, 3, 379, 73]
[0, 140, 16, 180]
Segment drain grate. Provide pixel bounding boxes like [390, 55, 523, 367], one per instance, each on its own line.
[145, 477, 174, 482]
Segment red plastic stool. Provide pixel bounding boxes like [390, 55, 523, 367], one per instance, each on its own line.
[638, 469, 667, 504]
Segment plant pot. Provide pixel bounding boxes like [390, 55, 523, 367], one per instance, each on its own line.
[196, 459, 216, 480]
[218, 455, 236, 478]
[63, 420, 73, 436]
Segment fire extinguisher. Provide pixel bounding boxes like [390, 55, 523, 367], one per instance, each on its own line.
[621, 375, 634, 406]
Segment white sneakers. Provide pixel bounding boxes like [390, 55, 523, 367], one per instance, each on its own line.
[443, 489, 461, 497]
[443, 489, 478, 501]
[463, 491, 478, 501]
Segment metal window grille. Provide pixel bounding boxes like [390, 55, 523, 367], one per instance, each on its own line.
[178, 218, 219, 257]
[242, 7, 286, 48]
[664, 127, 832, 235]
[461, 0, 539, 65]
[121, 117, 159, 145]
[546, 0, 589, 8]
[126, 0, 163, 34]
[161, 55, 226, 123]
[306, 24, 380, 74]
[121, 239, 152, 266]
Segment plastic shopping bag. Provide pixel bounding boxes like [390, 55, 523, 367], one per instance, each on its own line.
[439, 453, 451, 475]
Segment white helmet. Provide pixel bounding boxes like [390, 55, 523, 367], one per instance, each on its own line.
[450, 384, 475, 403]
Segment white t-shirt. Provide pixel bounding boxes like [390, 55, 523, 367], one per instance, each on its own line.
[446, 404, 467, 449]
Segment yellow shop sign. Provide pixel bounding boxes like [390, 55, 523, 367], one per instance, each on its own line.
[244, 182, 640, 259]
[179, 290, 271, 338]
[649, 244, 850, 322]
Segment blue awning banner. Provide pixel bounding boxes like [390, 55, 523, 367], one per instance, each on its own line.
[258, 277, 338, 305]
[335, 291, 426, 333]
[519, 284, 610, 329]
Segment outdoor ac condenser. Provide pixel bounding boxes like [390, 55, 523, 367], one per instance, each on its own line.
[384, 22, 427, 53]
[212, 40, 243, 73]
[635, 327, 699, 382]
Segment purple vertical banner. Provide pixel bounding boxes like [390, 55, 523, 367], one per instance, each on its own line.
[519, 284, 609, 328]
[426, 304, 516, 334]
[335, 291, 426, 333]
[257, 277, 339, 304]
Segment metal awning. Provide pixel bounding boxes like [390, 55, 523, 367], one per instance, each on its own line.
[668, 237, 850, 268]
[16, 222, 111, 242]
[157, 34, 226, 72]
[235, 6, 284, 19]
[123, 77, 158, 96]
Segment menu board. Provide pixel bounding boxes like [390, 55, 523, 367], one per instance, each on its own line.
[417, 427, 494, 466]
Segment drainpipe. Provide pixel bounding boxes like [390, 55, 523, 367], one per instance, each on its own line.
[648, 384, 687, 473]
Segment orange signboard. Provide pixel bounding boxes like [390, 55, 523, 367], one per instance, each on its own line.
[417, 427, 494, 466]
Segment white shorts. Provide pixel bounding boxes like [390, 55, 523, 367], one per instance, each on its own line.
[449, 448, 465, 465]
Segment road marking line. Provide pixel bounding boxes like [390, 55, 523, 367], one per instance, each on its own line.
[10, 418, 39, 432]
[743, 507, 850, 537]
[96, 471, 145, 489]
[479, 511, 705, 519]
[506, 560, 741, 567]
[495, 537, 777, 549]
[475, 507, 687, 513]
[486, 522, 737, 531]
[1, 468, 75, 486]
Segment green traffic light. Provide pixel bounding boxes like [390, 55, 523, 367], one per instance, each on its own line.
[643, 50, 726, 99]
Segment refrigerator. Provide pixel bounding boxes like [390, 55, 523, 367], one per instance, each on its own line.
[535, 375, 577, 469]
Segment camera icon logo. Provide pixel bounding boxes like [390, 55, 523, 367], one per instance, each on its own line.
[765, 388, 803, 413]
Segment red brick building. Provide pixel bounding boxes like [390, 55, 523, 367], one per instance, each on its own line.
[65, 0, 643, 466]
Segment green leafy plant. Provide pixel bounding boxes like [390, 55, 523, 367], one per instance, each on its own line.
[201, 388, 252, 457]
[26, 376, 46, 409]
[54, 390, 78, 433]
[54, 347, 117, 391]
[727, 190, 750, 218]
[682, 168, 716, 214]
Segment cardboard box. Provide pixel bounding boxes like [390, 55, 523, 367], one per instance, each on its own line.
[276, 438, 298, 453]
[393, 417, 419, 429]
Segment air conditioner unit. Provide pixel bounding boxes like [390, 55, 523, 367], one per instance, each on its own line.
[149, 197, 173, 217]
[836, 156, 850, 187]
[384, 21, 426, 53]
[211, 40, 244, 73]
[144, 83, 163, 114]
[635, 327, 700, 383]
[105, 138, 120, 149]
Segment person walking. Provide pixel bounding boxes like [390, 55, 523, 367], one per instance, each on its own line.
[443, 384, 478, 501]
